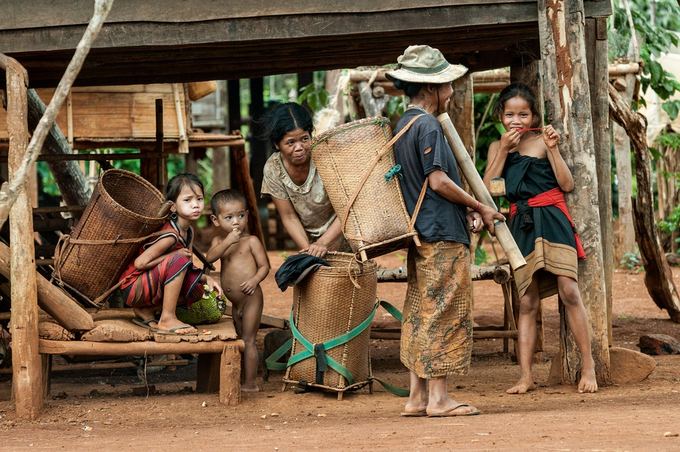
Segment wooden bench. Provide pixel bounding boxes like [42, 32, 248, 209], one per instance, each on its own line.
[38, 316, 243, 405]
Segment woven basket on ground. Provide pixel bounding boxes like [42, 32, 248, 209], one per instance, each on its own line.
[284, 252, 377, 394]
[54, 169, 167, 303]
[312, 117, 417, 260]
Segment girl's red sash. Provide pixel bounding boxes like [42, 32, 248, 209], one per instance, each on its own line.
[509, 187, 586, 259]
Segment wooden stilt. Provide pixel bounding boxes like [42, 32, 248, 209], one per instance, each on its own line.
[538, 0, 611, 385]
[585, 17, 614, 343]
[41, 355, 52, 399]
[3, 55, 44, 420]
[219, 344, 241, 406]
[230, 143, 266, 246]
[196, 353, 221, 393]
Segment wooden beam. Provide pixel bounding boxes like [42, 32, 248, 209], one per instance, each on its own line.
[4, 54, 44, 419]
[40, 338, 244, 355]
[586, 17, 614, 343]
[538, 0, 611, 385]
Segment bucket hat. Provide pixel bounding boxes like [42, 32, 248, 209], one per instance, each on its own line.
[386, 45, 468, 84]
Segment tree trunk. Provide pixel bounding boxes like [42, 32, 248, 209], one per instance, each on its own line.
[585, 17, 614, 344]
[26, 89, 91, 207]
[608, 84, 680, 322]
[538, 0, 611, 385]
[612, 74, 637, 263]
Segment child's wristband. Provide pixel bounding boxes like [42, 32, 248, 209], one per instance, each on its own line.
[474, 200, 482, 211]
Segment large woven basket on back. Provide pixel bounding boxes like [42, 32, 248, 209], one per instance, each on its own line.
[312, 117, 417, 260]
[284, 252, 377, 396]
[54, 169, 167, 303]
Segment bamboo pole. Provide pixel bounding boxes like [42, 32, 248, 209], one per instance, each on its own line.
[437, 113, 526, 271]
[0, 0, 114, 231]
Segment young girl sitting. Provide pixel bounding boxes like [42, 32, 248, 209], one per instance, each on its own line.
[119, 173, 222, 335]
[206, 189, 269, 392]
[483, 83, 598, 394]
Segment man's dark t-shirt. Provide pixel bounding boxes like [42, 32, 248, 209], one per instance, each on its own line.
[393, 108, 470, 245]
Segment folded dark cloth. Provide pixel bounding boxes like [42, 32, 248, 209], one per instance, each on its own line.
[275, 253, 329, 291]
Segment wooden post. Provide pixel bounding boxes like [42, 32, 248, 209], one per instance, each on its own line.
[585, 17, 614, 343]
[141, 99, 166, 190]
[449, 73, 475, 188]
[509, 61, 546, 356]
[4, 56, 44, 419]
[538, 0, 611, 385]
[196, 353, 221, 393]
[231, 143, 266, 246]
[212, 146, 231, 193]
[219, 344, 241, 406]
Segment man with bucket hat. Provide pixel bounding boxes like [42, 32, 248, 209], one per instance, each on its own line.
[387, 45, 503, 417]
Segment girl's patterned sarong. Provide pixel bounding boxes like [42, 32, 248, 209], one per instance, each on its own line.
[400, 241, 473, 379]
[118, 219, 204, 308]
[503, 152, 582, 299]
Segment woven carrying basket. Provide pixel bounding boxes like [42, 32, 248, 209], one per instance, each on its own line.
[312, 117, 417, 259]
[284, 252, 377, 393]
[54, 169, 167, 302]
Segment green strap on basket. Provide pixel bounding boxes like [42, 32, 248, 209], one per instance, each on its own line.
[265, 300, 409, 397]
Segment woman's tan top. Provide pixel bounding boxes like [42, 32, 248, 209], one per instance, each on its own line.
[261, 152, 336, 239]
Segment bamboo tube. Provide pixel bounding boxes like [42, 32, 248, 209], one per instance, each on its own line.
[437, 113, 526, 271]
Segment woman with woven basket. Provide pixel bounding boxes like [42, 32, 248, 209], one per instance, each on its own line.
[261, 102, 347, 258]
[387, 45, 504, 417]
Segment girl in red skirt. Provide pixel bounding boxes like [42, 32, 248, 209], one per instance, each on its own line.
[119, 173, 222, 335]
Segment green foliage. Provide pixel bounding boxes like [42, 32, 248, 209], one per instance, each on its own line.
[658, 204, 680, 240]
[474, 93, 502, 176]
[609, 0, 680, 119]
[620, 251, 643, 272]
[474, 242, 488, 265]
[385, 95, 407, 121]
[298, 72, 330, 113]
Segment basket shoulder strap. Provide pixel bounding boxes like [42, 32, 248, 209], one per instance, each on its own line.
[408, 178, 429, 232]
[340, 114, 425, 231]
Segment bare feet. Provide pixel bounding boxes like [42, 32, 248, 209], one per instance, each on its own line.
[578, 367, 598, 393]
[401, 401, 428, 417]
[241, 384, 261, 393]
[426, 399, 480, 417]
[506, 377, 537, 394]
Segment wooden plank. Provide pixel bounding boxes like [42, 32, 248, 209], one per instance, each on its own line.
[40, 338, 244, 355]
[2, 1, 534, 29]
[0, 88, 184, 141]
[10, 31, 536, 87]
[538, 0, 611, 385]
[4, 55, 44, 419]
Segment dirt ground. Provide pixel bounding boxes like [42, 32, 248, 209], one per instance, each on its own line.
[1, 251, 680, 451]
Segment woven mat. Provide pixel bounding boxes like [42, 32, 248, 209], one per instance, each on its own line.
[76, 316, 237, 343]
